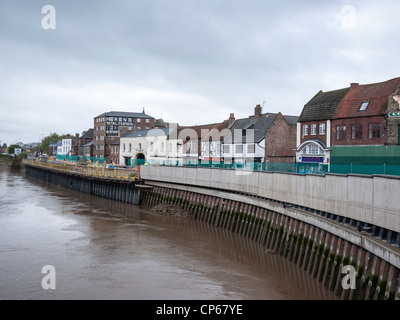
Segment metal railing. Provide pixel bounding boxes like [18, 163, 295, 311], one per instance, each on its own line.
[23, 159, 139, 180]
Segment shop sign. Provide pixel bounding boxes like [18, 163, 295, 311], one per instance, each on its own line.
[301, 156, 324, 163]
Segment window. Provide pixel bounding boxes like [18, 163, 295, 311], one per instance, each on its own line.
[369, 124, 380, 139]
[307, 144, 319, 154]
[146, 119, 150, 123]
[137, 118, 141, 123]
[150, 142, 154, 152]
[187, 140, 196, 153]
[247, 144, 255, 153]
[359, 101, 369, 111]
[129, 143, 132, 152]
[336, 126, 347, 140]
[169, 143, 172, 152]
[235, 145, 243, 153]
[161, 142, 164, 152]
[311, 124, 317, 135]
[302, 125, 308, 136]
[137, 127, 141, 131]
[351, 125, 362, 139]
[139, 143, 142, 150]
[123, 143, 125, 152]
[223, 145, 230, 153]
[319, 123, 326, 135]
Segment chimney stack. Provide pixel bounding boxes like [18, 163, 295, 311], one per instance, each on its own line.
[254, 104, 262, 117]
[229, 113, 235, 126]
[350, 83, 359, 88]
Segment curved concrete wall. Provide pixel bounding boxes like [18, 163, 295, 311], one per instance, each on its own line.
[140, 166, 400, 233]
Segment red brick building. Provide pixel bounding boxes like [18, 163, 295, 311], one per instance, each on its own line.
[332, 77, 400, 146]
[295, 87, 351, 166]
[296, 77, 400, 171]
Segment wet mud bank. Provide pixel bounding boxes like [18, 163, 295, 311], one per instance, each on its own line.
[141, 184, 400, 300]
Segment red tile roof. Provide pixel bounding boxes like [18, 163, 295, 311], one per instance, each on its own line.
[333, 77, 400, 119]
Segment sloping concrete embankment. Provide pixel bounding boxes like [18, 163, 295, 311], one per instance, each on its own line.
[140, 166, 400, 300]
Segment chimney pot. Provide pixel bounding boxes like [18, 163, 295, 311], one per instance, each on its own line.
[254, 104, 262, 117]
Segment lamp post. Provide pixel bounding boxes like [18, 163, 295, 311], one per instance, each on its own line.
[38, 134, 45, 157]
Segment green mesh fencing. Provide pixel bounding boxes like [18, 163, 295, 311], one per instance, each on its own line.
[51, 155, 400, 176]
[330, 164, 400, 176]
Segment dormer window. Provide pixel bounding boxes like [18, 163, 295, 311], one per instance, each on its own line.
[359, 101, 369, 111]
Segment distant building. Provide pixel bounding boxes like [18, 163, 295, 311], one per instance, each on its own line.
[78, 129, 94, 156]
[264, 112, 298, 163]
[200, 114, 234, 163]
[119, 127, 183, 166]
[178, 123, 216, 165]
[56, 141, 63, 155]
[48, 141, 62, 155]
[93, 110, 155, 161]
[0, 143, 7, 153]
[60, 134, 79, 156]
[222, 105, 272, 164]
[81, 141, 94, 158]
[295, 87, 351, 168]
[296, 77, 400, 171]
[109, 139, 120, 164]
[331, 77, 400, 167]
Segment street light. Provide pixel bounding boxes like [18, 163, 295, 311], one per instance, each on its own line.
[38, 134, 45, 156]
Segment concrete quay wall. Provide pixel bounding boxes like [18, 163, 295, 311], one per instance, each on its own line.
[140, 166, 400, 234]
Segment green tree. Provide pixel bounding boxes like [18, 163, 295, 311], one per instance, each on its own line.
[7, 144, 22, 155]
[40, 133, 70, 154]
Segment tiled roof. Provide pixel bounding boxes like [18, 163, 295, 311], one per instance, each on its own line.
[95, 111, 154, 119]
[283, 115, 299, 125]
[80, 128, 94, 139]
[298, 87, 351, 122]
[81, 141, 94, 147]
[333, 77, 400, 119]
[178, 123, 217, 139]
[201, 120, 231, 141]
[223, 114, 277, 143]
[123, 128, 175, 138]
[155, 118, 167, 128]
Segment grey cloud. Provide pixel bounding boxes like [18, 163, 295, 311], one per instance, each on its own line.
[1, 0, 400, 144]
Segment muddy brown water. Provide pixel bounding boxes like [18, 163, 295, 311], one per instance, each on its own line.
[0, 167, 337, 300]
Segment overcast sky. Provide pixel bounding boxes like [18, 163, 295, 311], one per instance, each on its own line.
[1, 0, 399, 145]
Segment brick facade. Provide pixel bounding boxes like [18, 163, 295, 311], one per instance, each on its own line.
[93, 111, 155, 161]
[265, 113, 298, 163]
[332, 115, 386, 146]
[299, 120, 328, 146]
[387, 93, 400, 145]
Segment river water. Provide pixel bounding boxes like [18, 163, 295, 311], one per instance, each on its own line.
[0, 166, 337, 300]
